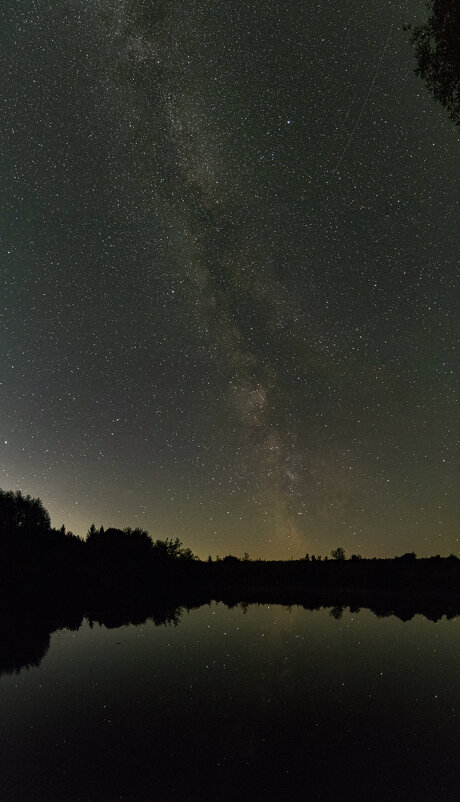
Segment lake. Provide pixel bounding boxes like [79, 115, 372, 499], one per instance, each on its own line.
[1, 602, 460, 801]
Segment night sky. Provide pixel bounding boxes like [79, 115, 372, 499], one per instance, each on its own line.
[1, 0, 458, 558]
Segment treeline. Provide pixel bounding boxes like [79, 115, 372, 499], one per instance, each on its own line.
[0, 489, 199, 582]
[2, 488, 460, 607]
[214, 547, 440, 563]
[3, 488, 460, 675]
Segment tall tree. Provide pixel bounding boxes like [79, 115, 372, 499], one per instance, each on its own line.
[409, 0, 460, 126]
[0, 489, 51, 534]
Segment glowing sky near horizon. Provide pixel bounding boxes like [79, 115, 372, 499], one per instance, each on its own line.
[1, 0, 458, 558]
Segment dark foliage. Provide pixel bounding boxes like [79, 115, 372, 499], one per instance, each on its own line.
[0, 489, 50, 533]
[86, 525, 153, 563]
[3, 486, 460, 677]
[222, 554, 241, 564]
[410, 0, 460, 126]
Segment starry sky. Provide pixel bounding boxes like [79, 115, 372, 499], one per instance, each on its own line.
[1, 0, 458, 558]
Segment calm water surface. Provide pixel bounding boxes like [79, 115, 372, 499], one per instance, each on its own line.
[1, 603, 460, 801]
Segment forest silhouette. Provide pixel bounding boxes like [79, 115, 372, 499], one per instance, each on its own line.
[2, 486, 460, 675]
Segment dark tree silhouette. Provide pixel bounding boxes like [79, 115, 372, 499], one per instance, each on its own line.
[151, 537, 198, 561]
[180, 547, 198, 561]
[0, 489, 51, 534]
[86, 526, 152, 563]
[0, 618, 51, 675]
[409, 0, 460, 126]
[331, 547, 346, 561]
[397, 552, 417, 562]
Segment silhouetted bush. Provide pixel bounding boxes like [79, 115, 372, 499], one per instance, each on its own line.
[222, 555, 241, 564]
[151, 537, 198, 561]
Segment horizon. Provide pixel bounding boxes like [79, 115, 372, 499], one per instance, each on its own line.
[2, 484, 458, 564]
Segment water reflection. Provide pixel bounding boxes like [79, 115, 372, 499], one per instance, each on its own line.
[1, 602, 460, 801]
[1, 595, 460, 677]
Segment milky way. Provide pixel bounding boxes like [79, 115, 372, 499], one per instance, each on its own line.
[1, 0, 458, 557]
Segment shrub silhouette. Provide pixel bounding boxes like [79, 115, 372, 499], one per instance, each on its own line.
[151, 537, 197, 561]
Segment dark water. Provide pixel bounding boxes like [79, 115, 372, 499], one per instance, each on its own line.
[1, 603, 460, 801]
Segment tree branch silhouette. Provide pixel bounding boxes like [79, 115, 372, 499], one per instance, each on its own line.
[408, 0, 460, 127]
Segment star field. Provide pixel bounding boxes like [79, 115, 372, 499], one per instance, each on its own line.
[1, 0, 458, 558]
